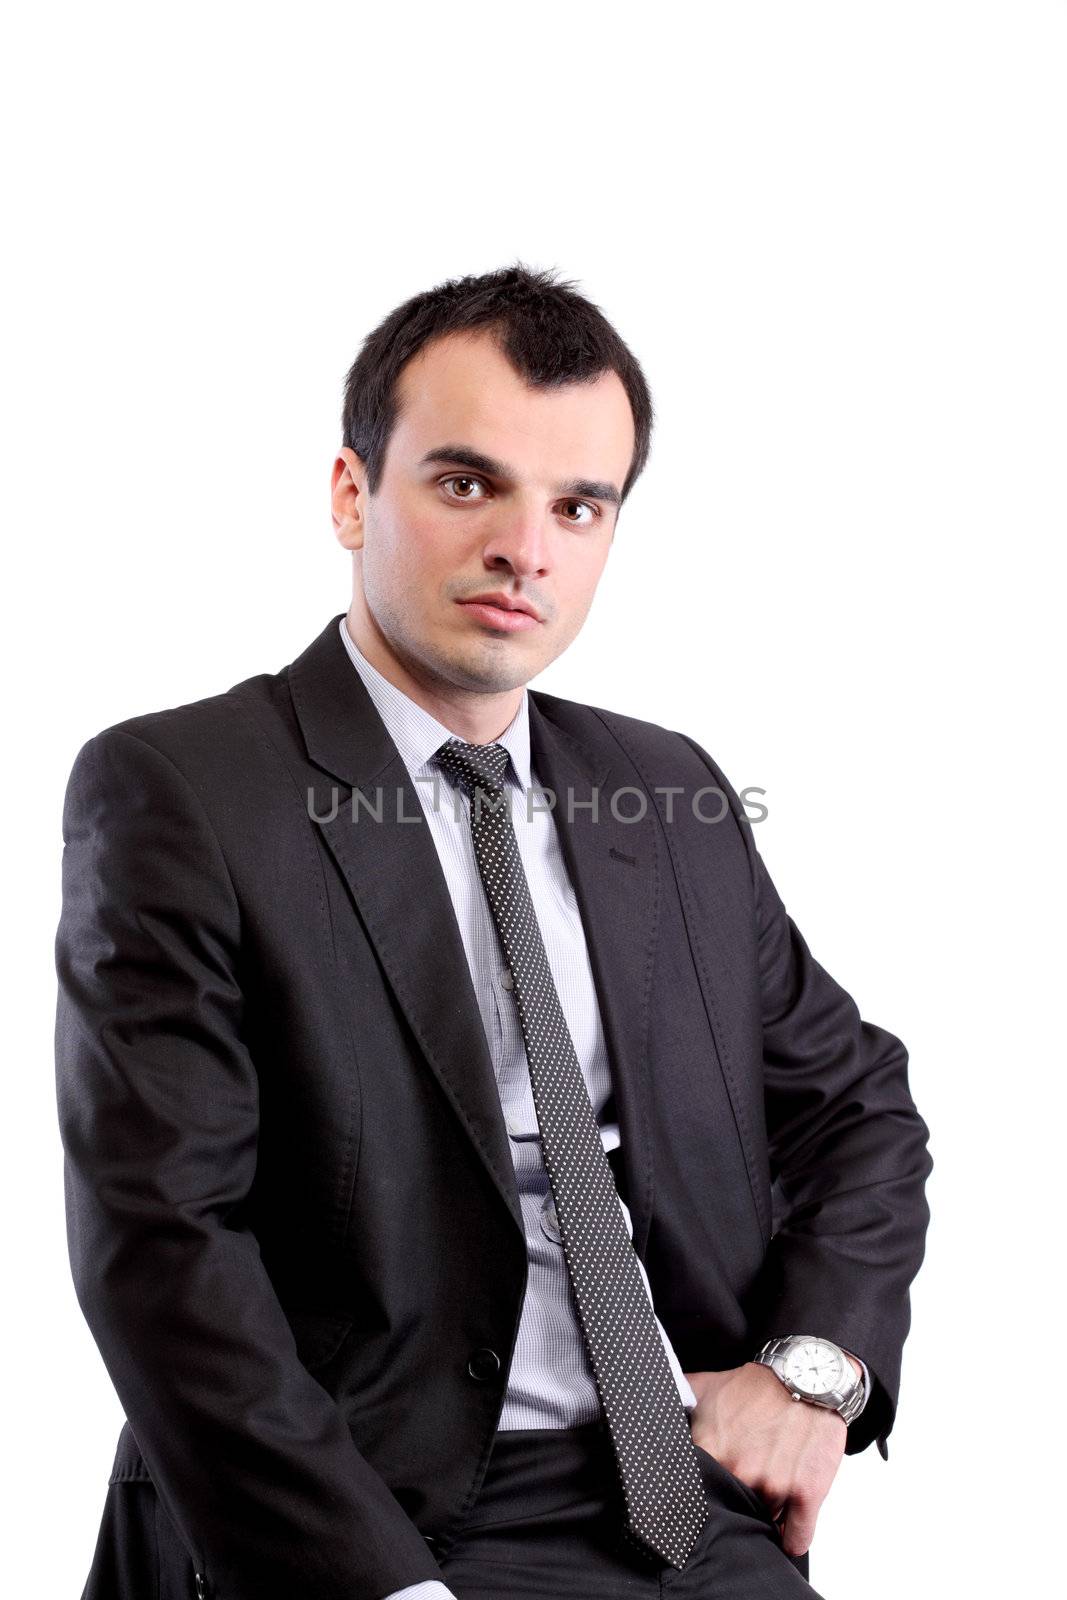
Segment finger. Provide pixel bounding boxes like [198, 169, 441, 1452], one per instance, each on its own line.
[780, 1497, 818, 1559]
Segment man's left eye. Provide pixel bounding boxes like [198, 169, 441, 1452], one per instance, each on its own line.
[561, 500, 597, 525]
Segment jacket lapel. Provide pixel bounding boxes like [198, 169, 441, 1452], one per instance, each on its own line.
[527, 696, 660, 1258]
[288, 616, 660, 1258]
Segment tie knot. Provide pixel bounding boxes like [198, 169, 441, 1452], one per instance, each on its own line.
[435, 737, 510, 800]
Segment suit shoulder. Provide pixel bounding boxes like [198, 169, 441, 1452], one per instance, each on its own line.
[65, 659, 292, 792]
[530, 687, 754, 838]
[530, 686, 724, 770]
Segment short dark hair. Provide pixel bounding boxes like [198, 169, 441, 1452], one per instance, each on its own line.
[341, 261, 653, 504]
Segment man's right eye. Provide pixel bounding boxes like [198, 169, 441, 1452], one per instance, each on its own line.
[442, 476, 488, 501]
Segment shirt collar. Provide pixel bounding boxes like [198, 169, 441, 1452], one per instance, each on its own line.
[337, 616, 533, 791]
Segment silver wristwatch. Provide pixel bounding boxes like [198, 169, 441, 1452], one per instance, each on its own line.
[753, 1334, 867, 1424]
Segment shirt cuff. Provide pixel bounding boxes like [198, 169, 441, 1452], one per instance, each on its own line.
[379, 1582, 458, 1600]
[844, 1349, 871, 1410]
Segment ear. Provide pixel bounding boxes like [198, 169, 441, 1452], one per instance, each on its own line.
[332, 447, 367, 550]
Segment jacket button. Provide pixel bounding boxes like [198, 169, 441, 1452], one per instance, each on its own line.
[194, 1575, 207, 1600]
[467, 1347, 501, 1381]
[424, 1533, 442, 1555]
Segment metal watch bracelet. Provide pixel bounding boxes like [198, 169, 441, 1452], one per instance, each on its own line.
[754, 1334, 867, 1425]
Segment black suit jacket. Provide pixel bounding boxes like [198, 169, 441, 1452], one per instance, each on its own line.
[55, 613, 933, 1600]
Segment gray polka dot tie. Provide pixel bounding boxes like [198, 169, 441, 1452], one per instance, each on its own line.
[435, 737, 708, 1569]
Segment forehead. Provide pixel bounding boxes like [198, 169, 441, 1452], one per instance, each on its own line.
[388, 329, 635, 485]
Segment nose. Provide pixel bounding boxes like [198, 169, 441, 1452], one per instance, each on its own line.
[482, 506, 551, 580]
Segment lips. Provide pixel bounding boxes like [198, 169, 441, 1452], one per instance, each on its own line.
[460, 592, 541, 621]
[456, 596, 542, 633]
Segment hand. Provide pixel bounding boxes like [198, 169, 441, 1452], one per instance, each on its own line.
[682, 1356, 860, 1558]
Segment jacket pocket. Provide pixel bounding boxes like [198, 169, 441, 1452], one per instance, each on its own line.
[108, 1419, 152, 1484]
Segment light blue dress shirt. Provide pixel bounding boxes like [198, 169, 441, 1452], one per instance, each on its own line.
[336, 618, 867, 1600]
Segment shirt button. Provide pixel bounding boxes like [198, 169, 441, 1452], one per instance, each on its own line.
[500, 968, 514, 990]
[540, 1194, 562, 1244]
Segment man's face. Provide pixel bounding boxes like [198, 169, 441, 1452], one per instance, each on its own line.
[332, 328, 635, 696]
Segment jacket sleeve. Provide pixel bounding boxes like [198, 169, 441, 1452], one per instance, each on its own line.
[54, 727, 444, 1600]
[749, 838, 933, 1457]
[676, 732, 933, 1460]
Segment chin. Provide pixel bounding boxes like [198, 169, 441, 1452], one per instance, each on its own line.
[454, 652, 531, 694]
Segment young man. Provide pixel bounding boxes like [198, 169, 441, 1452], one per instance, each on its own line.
[55, 264, 932, 1600]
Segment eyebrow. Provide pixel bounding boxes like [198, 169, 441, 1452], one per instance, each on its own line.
[418, 444, 622, 508]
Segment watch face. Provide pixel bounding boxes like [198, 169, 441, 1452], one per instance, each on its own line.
[782, 1339, 847, 1396]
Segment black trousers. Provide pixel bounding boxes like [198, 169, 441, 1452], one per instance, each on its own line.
[81, 1421, 821, 1599]
[438, 1420, 822, 1600]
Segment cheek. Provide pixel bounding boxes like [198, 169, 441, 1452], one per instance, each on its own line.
[551, 582, 600, 650]
[401, 505, 464, 566]
[563, 552, 609, 616]
[370, 512, 444, 582]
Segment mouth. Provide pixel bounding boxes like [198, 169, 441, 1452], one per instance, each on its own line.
[455, 595, 542, 633]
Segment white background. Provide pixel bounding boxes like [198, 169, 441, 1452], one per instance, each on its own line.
[3, 3, 1063, 1594]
